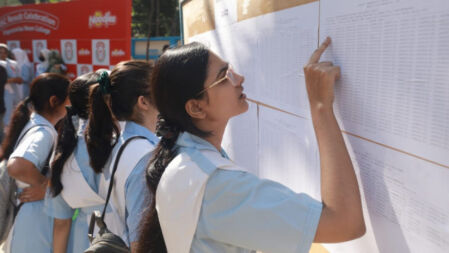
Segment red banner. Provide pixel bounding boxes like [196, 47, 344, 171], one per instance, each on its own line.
[0, 0, 132, 79]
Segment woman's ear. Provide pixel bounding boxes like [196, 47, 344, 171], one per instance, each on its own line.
[136, 95, 152, 111]
[185, 99, 206, 120]
[49, 95, 59, 108]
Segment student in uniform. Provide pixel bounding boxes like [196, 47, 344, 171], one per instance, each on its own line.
[137, 38, 366, 253]
[85, 60, 159, 252]
[1, 73, 70, 253]
[0, 44, 23, 132]
[12, 48, 34, 99]
[0, 65, 7, 141]
[45, 70, 106, 253]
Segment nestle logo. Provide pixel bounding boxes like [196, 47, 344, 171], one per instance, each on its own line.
[111, 49, 125, 57]
[88, 11, 116, 28]
[78, 48, 90, 55]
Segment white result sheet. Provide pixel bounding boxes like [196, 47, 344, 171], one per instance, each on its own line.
[258, 106, 320, 200]
[320, 0, 449, 167]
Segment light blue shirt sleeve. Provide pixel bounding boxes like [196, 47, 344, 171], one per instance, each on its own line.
[196, 169, 323, 253]
[124, 152, 152, 243]
[44, 191, 75, 219]
[10, 127, 54, 171]
[20, 64, 33, 84]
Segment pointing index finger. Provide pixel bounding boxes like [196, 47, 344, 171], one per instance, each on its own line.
[308, 37, 331, 64]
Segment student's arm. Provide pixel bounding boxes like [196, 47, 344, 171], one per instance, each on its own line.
[44, 192, 76, 253]
[7, 157, 46, 186]
[6, 77, 23, 83]
[53, 218, 71, 253]
[8, 128, 54, 202]
[8, 158, 47, 203]
[304, 37, 366, 243]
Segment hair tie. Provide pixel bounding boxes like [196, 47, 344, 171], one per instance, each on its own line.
[23, 96, 33, 106]
[97, 71, 112, 95]
[156, 115, 180, 139]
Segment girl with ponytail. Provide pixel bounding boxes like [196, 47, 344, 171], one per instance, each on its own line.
[2, 73, 69, 253]
[44, 70, 106, 253]
[138, 40, 365, 253]
[85, 60, 159, 252]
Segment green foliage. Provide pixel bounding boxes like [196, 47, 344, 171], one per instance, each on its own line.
[132, 0, 180, 38]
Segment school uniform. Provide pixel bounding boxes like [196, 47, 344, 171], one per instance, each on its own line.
[6, 113, 57, 253]
[98, 121, 159, 246]
[1, 59, 21, 127]
[44, 118, 104, 253]
[18, 63, 33, 99]
[156, 132, 323, 253]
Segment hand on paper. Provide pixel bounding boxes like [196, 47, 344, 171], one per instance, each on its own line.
[304, 37, 366, 242]
[303, 37, 340, 111]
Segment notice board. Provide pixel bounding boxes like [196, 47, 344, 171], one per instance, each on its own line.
[181, 0, 449, 252]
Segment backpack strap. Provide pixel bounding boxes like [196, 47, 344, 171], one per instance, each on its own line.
[14, 124, 54, 176]
[88, 136, 146, 237]
[14, 124, 47, 150]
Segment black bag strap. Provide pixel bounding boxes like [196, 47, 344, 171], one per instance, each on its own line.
[14, 124, 54, 176]
[87, 136, 146, 238]
[13, 124, 54, 211]
[101, 136, 146, 220]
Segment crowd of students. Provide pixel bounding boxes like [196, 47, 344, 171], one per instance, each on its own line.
[0, 37, 366, 253]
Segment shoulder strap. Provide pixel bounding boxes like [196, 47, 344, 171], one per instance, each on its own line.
[14, 124, 47, 150]
[13, 124, 54, 176]
[100, 136, 146, 221]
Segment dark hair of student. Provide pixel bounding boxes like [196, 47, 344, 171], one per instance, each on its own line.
[137, 42, 211, 253]
[85, 60, 153, 173]
[0, 66, 7, 115]
[0, 73, 69, 160]
[49, 70, 103, 196]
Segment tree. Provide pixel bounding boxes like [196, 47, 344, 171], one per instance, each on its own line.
[132, 0, 179, 38]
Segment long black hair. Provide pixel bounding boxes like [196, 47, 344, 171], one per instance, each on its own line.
[0, 73, 69, 160]
[49, 70, 103, 196]
[85, 60, 153, 173]
[137, 42, 211, 252]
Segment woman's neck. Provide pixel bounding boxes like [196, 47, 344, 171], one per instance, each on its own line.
[39, 111, 60, 126]
[197, 120, 227, 151]
[137, 110, 158, 134]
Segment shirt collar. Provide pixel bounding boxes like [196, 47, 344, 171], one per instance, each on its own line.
[77, 118, 88, 137]
[30, 112, 55, 130]
[176, 131, 229, 159]
[123, 121, 159, 145]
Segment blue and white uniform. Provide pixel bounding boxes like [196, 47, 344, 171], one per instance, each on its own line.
[99, 121, 159, 246]
[156, 132, 323, 253]
[44, 118, 104, 253]
[6, 113, 57, 253]
[0, 58, 21, 126]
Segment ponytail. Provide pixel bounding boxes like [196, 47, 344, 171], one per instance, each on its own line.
[49, 70, 103, 195]
[85, 82, 119, 173]
[137, 116, 181, 253]
[49, 106, 78, 196]
[137, 43, 211, 252]
[0, 97, 32, 160]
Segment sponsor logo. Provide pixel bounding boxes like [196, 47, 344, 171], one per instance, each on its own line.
[78, 48, 90, 56]
[0, 9, 59, 30]
[111, 49, 125, 57]
[88, 11, 117, 28]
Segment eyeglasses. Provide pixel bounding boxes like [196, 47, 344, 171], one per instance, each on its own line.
[197, 65, 239, 96]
